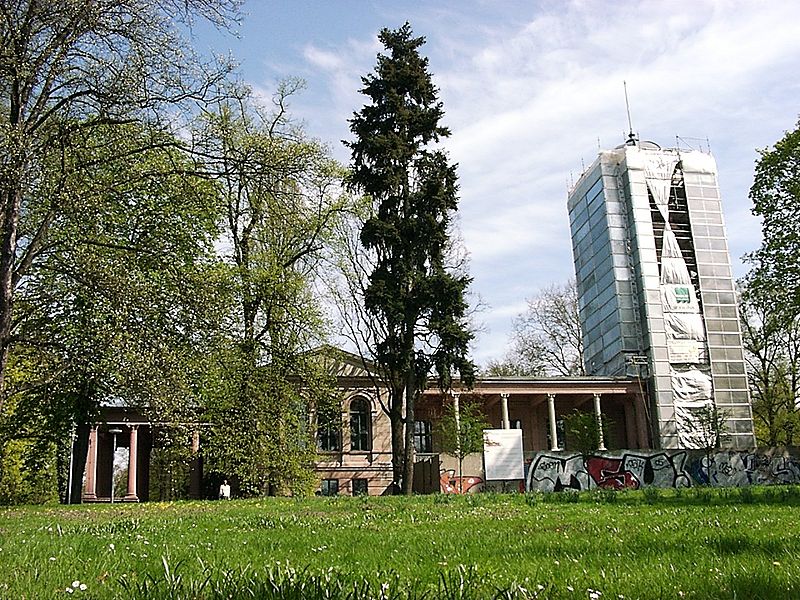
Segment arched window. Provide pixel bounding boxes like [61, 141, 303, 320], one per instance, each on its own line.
[349, 398, 371, 452]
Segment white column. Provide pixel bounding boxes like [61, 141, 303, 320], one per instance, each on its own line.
[124, 426, 140, 501]
[83, 426, 98, 500]
[500, 393, 510, 429]
[547, 394, 559, 451]
[594, 393, 606, 451]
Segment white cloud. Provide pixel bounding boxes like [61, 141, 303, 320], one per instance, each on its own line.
[236, 1, 800, 366]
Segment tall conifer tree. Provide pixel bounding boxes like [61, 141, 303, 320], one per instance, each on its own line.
[346, 23, 475, 494]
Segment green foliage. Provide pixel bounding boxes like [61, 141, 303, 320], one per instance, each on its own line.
[434, 398, 490, 493]
[434, 399, 490, 463]
[747, 120, 800, 316]
[149, 427, 197, 502]
[742, 120, 800, 446]
[0, 0, 239, 419]
[563, 409, 611, 455]
[0, 438, 59, 505]
[346, 23, 475, 492]
[740, 280, 800, 446]
[195, 89, 346, 496]
[0, 122, 224, 503]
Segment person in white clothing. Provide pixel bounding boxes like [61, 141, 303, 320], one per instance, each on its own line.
[219, 479, 231, 500]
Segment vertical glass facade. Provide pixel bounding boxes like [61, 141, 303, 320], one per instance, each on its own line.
[568, 143, 755, 450]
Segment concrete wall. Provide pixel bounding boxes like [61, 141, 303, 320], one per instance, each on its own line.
[524, 448, 800, 492]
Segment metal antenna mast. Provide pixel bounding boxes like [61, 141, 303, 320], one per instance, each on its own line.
[624, 81, 636, 146]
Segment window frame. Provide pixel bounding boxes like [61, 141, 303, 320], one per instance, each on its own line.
[351, 478, 368, 496]
[320, 479, 339, 496]
[317, 411, 342, 452]
[413, 419, 433, 453]
[349, 397, 371, 452]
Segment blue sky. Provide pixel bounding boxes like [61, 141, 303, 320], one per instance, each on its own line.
[194, 0, 800, 365]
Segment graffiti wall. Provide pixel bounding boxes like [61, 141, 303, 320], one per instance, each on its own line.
[525, 448, 800, 492]
[439, 469, 484, 494]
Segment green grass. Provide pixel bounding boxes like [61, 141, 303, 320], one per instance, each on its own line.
[1, 487, 800, 599]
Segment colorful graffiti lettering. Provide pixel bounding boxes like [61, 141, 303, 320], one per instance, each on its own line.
[527, 449, 800, 491]
[690, 451, 800, 487]
[440, 469, 484, 494]
[527, 452, 690, 492]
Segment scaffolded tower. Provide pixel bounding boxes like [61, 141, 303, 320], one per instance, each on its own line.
[567, 139, 755, 450]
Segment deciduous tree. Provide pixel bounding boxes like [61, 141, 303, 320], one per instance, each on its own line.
[740, 280, 800, 446]
[4, 123, 223, 503]
[434, 397, 489, 492]
[742, 119, 800, 447]
[486, 280, 584, 377]
[194, 86, 346, 496]
[0, 0, 239, 413]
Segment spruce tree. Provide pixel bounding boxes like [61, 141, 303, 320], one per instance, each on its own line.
[346, 23, 475, 494]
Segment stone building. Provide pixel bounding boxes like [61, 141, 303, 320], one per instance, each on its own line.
[80, 350, 647, 499]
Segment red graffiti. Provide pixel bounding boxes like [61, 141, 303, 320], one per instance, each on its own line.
[586, 457, 640, 490]
[440, 470, 483, 494]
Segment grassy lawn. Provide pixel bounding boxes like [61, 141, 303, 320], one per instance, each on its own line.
[1, 487, 799, 599]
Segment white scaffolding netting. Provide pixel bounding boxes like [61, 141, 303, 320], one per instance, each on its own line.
[644, 153, 713, 448]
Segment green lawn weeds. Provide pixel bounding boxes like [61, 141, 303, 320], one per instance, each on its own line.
[1, 486, 799, 599]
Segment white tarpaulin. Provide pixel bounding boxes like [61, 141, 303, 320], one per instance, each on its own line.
[672, 368, 713, 403]
[644, 154, 680, 220]
[675, 399, 715, 449]
[665, 313, 705, 341]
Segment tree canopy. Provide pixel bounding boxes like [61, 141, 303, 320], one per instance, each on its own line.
[747, 120, 800, 314]
[741, 119, 800, 446]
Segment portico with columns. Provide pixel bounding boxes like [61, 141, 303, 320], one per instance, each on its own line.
[80, 406, 204, 503]
[417, 376, 652, 455]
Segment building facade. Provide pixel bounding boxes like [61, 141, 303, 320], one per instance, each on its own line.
[83, 352, 648, 499]
[314, 351, 648, 496]
[567, 139, 755, 450]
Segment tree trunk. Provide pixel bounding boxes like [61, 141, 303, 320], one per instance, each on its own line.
[389, 391, 404, 495]
[69, 424, 91, 504]
[0, 187, 22, 413]
[401, 368, 416, 496]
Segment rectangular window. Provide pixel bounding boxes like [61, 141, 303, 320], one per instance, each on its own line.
[320, 479, 339, 496]
[352, 478, 368, 496]
[317, 414, 341, 452]
[413, 420, 433, 453]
